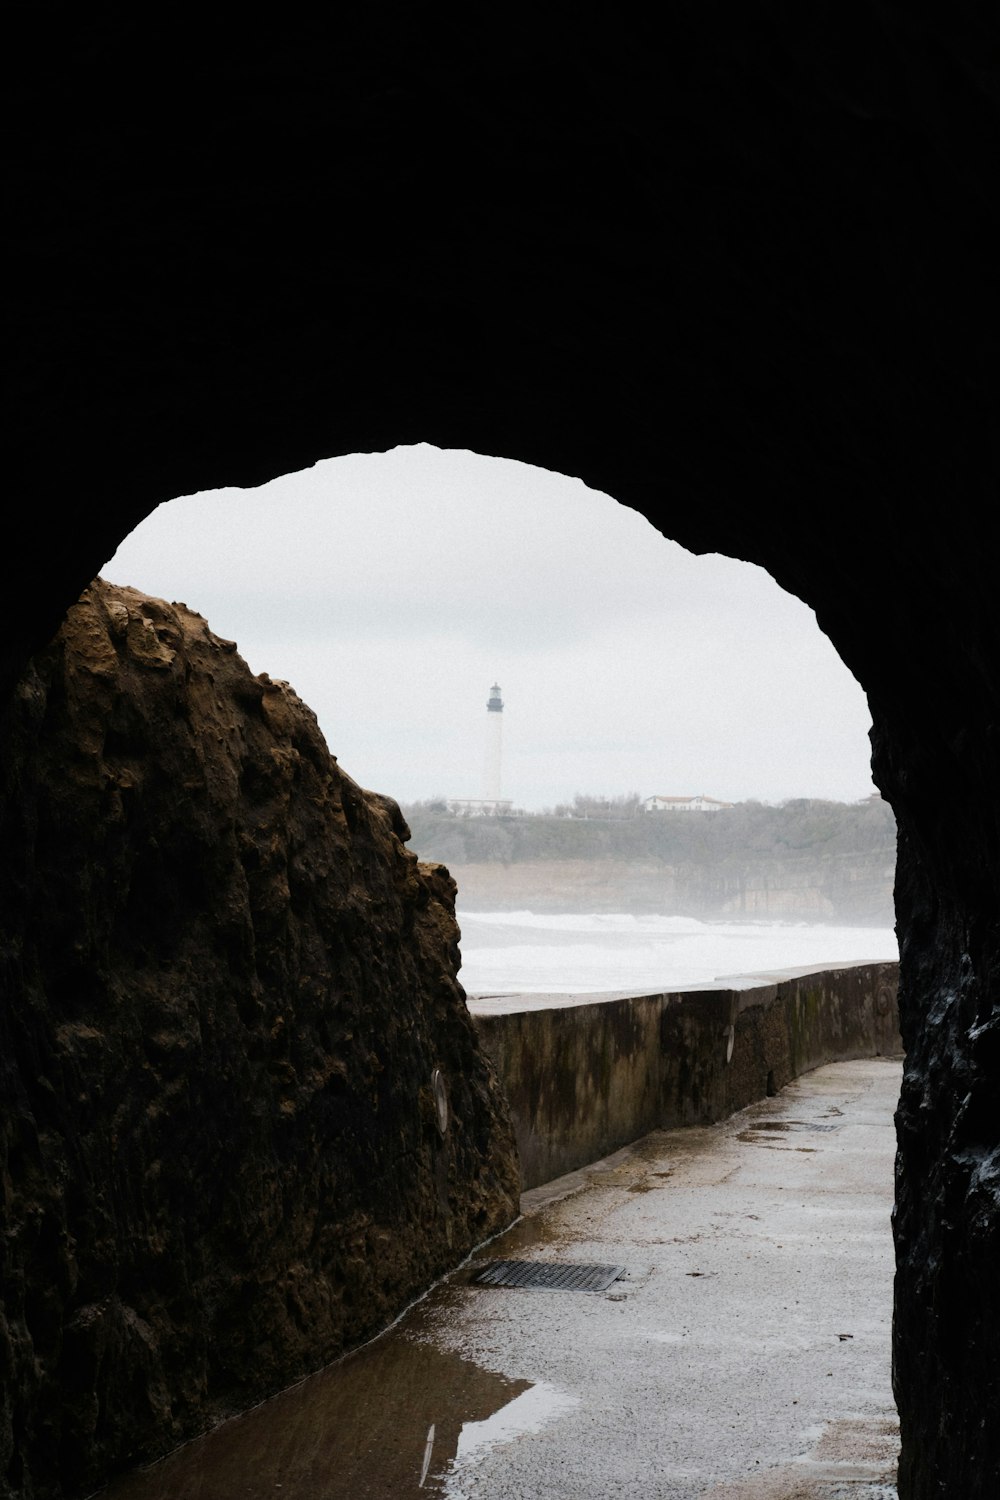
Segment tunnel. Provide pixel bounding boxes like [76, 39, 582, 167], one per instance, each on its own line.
[6, 12, 1000, 1496]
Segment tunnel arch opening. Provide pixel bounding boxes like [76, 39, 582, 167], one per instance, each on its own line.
[101, 446, 883, 811]
[99, 443, 897, 988]
[58, 443, 904, 1499]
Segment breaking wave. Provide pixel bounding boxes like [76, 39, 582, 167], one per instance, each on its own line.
[456, 910, 897, 994]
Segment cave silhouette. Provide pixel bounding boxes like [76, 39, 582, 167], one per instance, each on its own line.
[8, 14, 1000, 1496]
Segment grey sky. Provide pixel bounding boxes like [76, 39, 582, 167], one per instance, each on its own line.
[101, 445, 877, 810]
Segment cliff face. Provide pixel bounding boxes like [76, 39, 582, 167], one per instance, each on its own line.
[447, 856, 894, 925]
[0, 581, 519, 1498]
[406, 803, 897, 928]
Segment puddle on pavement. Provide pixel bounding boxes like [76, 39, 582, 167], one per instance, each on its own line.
[492, 1212, 566, 1255]
[452, 1381, 578, 1465]
[98, 1320, 548, 1500]
[737, 1119, 840, 1146]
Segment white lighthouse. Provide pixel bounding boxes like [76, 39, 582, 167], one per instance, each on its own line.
[445, 683, 511, 815]
[483, 681, 504, 801]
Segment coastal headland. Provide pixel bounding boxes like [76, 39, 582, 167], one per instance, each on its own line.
[405, 802, 896, 925]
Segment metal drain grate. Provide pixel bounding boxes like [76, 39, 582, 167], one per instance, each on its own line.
[472, 1259, 626, 1293]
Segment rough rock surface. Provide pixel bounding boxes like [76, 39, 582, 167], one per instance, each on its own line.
[7, 14, 1000, 1497]
[0, 581, 519, 1498]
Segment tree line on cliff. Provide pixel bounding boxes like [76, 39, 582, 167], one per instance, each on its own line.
[401, 796, 896, 870]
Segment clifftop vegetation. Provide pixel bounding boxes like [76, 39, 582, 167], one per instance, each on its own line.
[402, 797, 896, 869]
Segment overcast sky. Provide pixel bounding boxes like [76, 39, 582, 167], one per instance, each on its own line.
[101, 445, 877, 810]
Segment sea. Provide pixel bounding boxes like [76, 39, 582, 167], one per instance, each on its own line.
[456, 910, 898, 996]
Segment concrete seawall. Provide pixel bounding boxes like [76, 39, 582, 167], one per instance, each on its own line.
[469, 960, 900, 1189]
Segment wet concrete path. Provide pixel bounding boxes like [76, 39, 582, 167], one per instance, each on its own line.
[99, 1059, 901, 1500]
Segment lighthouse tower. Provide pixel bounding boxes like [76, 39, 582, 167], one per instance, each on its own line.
[483, 682, 504, 802]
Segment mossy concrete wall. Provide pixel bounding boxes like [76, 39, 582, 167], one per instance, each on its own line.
[470, 961, 899, 1190]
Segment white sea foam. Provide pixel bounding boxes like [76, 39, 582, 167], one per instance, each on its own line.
[456, 910, 897, 994]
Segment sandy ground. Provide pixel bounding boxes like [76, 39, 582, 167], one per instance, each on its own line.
[101, 1058, 901, 1500]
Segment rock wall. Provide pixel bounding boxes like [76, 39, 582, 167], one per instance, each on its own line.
[889, 798, 1000, 1496]
[0, 582, 519, 1498]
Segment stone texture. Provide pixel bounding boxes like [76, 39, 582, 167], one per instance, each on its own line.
[0, 582, 519, 1498]
[6, 12, 1000, 1496]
